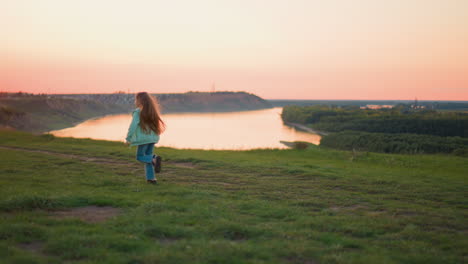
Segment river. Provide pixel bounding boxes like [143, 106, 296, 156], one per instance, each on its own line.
[50, 107, 321, 150]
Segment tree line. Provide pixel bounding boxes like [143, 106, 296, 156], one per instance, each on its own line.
[281, 105, 468, 155]
[282, 105, 468, 137]
[320, 131, 468, 156]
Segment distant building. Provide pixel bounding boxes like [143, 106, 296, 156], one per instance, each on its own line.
[410, 98, 425, 109]
[410, 104, 426, 109]
[360, 105, 394, 110]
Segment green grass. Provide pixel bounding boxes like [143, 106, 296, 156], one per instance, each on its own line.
[0, 130, 467, 264]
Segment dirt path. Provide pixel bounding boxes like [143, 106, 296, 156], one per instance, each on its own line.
[0, 145, 125, 165]
[0, 145, 196, 169]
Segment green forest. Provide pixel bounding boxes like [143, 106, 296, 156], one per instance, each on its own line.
[281, 105, 468, 155]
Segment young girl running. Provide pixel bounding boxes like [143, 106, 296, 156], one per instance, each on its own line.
[125, 92, 165, 184]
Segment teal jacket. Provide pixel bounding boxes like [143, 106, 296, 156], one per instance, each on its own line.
[125, 108, 160, 146]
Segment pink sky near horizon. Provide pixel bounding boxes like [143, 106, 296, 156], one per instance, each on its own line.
[1, 0, 467, 100]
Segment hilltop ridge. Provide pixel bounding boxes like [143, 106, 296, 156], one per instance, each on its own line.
[54, 91, 272, 113]
[0, 91, 272, 132]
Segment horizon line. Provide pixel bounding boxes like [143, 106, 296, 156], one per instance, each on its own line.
[2, 91, 468, 102]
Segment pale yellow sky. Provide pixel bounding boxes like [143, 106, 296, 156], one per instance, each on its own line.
[1, 0, 467, 99]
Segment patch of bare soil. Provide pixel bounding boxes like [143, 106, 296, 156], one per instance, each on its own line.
[169, 162, 197, 169]
[0, 146, 128, 166]
[17, 241, 44, 254]
[329, 204, 369, 212]
[50, 206, 122, 223]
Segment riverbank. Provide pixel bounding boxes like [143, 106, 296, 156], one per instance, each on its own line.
[1, 130, 466, 263]
[283, 121, 329, 136]
[0, 96, 129, 133]
[0, 92, 273, 133]
[50, 108, 322, 149]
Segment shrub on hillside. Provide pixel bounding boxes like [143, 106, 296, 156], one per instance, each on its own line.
[293, 142, 309, 150]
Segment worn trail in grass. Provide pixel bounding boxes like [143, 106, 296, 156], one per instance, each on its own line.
[0, 130, 467, 264]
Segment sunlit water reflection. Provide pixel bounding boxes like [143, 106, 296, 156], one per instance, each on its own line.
[50, 107, 321, 150]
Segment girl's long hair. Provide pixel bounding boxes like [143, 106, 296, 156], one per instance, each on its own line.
[136, 92, 165, 135]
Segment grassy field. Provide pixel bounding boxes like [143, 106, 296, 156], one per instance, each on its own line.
[0, 130, 466, 264]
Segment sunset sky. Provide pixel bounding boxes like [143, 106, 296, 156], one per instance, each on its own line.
[1, 0, 467, 100]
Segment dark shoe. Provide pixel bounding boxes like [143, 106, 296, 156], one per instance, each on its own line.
[152, 155, 162, 173]
[147, 179, 158, 184]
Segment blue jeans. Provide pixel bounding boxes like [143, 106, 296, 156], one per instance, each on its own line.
[136, 143, 156, 180]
